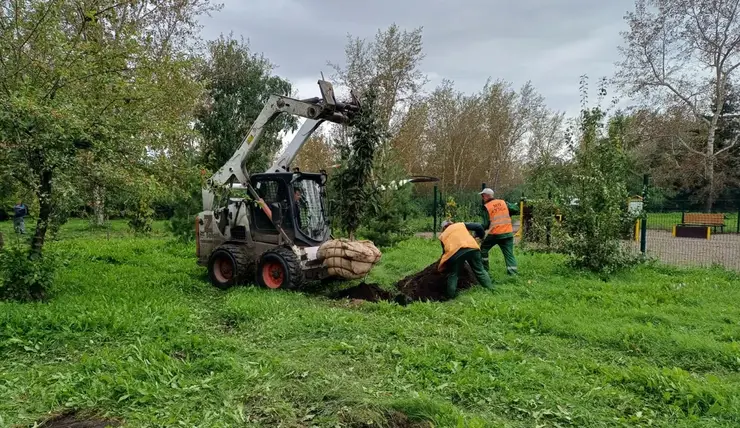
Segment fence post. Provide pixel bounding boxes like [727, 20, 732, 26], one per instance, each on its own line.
[737, 207, 739, 234]
[640, 174, 649, 254]
[433, 184, 438, 238]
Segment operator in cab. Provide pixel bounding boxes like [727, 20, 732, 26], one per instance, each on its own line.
[438, 220, 494, 299]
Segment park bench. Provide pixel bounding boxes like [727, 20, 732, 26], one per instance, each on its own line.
[681, 212, 726, 233]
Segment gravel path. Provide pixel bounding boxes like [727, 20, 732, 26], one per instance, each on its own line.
[625, 229, 740, 271]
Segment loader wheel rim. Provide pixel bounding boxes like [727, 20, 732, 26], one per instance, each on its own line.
[213, 256, 234, 283]
[262, 261, 285, 289]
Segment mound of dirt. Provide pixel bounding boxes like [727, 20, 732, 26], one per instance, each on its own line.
[35, 411, 120, 428]
[331, 282, 396, 302]
[394, 261, 477, 302]
[329, 260, 479, 304]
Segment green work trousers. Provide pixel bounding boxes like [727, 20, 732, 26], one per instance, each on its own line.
[446, 250, 493, 298]
[481, 235, 518, 275]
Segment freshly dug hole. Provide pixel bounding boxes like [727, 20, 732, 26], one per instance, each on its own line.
[330, 261, 479, 304]
[394, 261, 477, 302]
[331, 282, 395, 302]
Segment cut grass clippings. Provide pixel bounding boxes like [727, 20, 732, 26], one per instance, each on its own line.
[0, 220, 739, 427]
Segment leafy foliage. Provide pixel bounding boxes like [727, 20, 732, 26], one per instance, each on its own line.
[0, 0, 212, 255]
[195, 34, 297, 173]
[361, 160, 415, 248]
[444, 196, 458, 221]
[330, 86, 387, 239]
[0, 244, 57, 302]
[555, 78, 639, 275]
[128, 197, 155, 235]
[168, 169, 204, 242]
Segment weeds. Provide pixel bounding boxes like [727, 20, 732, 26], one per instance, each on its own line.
[0, 219, 738, 426]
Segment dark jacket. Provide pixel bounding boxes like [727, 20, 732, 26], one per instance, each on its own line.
[13, 204, 28, 218]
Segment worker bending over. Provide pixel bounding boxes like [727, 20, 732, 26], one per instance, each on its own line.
[439, 220, 493, 298]
[479, 188, 518, 275]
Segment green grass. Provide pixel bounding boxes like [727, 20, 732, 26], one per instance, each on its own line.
[1, 220, 740, 427]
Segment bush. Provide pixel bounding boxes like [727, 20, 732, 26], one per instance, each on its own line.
[128, 197, 154, 234]
[361, 183, 414, 248]
[444, 196, 458, 221]
[168, 172, 203, 242]
[0, 244, 57, 302]
[558, 107, 640, 275]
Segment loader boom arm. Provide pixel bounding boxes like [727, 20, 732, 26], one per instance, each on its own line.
[203, 80, 358, 210]
[265, 118, 324, 173]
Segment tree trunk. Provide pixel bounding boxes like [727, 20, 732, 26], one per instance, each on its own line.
[93, 184, 105, 226]
[31, 170, 53, 258]
[705, 129, 716, 212]
[706, 155, 715, 212]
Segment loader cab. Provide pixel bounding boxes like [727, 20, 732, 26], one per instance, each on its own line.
[249, 172, 330, 247]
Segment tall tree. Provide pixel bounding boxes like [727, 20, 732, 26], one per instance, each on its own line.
[0, 0, 211, 255]
[616, 0, 740, 209]
[328, 24, 427, 174]
[329, 24, 427, 134]
[195, 34, 297, 174]
[330, 86, 385, 239]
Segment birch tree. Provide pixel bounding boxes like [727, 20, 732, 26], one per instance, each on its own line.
[616, 0, 740, 209]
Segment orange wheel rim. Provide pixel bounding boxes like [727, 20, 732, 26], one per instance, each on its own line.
[214, 257, 233, 283]
[262, 262, 284, 289]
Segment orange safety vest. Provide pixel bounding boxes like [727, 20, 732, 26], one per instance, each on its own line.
[438, 222, 480, 270]
[485, 199, 513, 235]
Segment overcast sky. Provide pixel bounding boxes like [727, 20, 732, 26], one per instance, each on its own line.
[199, 0, 636, 133]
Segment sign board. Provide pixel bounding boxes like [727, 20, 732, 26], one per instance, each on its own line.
[628, 196, 643, 216]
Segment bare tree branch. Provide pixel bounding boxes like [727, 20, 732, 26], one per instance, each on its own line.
[676, 134, 705, 156]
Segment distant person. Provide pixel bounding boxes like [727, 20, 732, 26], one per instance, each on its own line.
[13, 200, 28, 234]
[478, 188, 518, 275]
[438, 220, 493, 299]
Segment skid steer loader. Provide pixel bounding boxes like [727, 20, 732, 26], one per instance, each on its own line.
[196, 79, 360, 290]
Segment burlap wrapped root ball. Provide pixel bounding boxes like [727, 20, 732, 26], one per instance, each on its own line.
[317, 239, 382, 279]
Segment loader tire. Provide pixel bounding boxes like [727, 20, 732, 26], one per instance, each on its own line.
[257, 246, 305, 290]
[208, 243, 250, 290]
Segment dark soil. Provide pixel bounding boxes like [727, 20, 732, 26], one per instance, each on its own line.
[33, 411, 120, 428]
[331, 282, 396, 303]
[394, 261, 477, 302]
[330, 261, 479, 304]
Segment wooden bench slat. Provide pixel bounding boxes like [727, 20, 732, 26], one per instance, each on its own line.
[683, 213, 725, 226]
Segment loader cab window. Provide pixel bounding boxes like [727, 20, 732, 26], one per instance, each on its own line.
[252, 179, 289, 232]
[293, 178, 327, 240]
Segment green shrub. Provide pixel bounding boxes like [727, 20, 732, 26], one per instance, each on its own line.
[0, 244, 57, 301]
[361, 183, 414, 248]
[128, 197, 154, 234]
[559, 107, 640, 275]
[168, 172, 203, 242]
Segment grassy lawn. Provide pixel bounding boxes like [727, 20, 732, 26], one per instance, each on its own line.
[1, 220, 740, 427]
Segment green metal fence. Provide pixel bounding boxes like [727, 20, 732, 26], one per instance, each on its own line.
[636, 198, 740, 270]
[517, 194, 740, 271]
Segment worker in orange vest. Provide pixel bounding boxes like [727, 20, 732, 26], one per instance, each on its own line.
[479, 188, 518, 275]
[439, 220, 493, 298]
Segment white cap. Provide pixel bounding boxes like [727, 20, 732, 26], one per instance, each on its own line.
[479, 188, 494, 196]
[441, 220, 452, 230]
